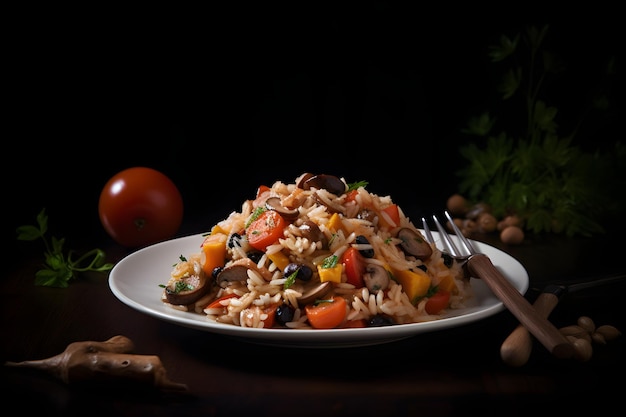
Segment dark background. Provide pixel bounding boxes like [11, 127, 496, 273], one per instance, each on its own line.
[5, 5, 624, 257]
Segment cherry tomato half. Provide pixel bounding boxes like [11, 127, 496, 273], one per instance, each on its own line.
[246, 210, 287, 251]
[98, 167, 183, 248]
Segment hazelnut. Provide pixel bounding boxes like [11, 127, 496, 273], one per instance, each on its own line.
[446, 194, 469, 217]
[500, 226, 524, 245]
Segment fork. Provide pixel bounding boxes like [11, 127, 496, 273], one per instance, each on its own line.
[422, 211, 575, 360]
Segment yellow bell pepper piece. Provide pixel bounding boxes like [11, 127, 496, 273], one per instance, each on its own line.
[327, 213, 346, 235]
[317, 264, 343, 283]
[200, 233, 227, 276]
[392, 268, 431, 304]
[267, 251, 290, 271]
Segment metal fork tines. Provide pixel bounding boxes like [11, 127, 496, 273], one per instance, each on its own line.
[423, 211, 473, 261]
[422, 211, 575, 360]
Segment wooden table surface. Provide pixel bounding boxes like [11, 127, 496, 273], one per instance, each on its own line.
[2, 217, 625, 417]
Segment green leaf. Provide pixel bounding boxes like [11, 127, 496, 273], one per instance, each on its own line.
[533, 100, 558, 134]
[460, 112, 495, 137]
[36, 208, 48, 235]
[35, 268, 71, 288]
[525, 25, 549, 52]
[498, 67, 522, 100]
[16, 225, 43, 241]
[44, 252, 66, 271]
[488, 33, 519, 62]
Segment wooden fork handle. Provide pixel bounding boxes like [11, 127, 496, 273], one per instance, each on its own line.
[466, 253, 574, 360]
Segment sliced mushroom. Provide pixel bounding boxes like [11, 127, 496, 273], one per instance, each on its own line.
[297, 281, 332, 306]
[216, 258, 274, 287]
[301, 174, 347, 196]
[296, 220, 328, 248]
[265, 196, 299, 221]
[296, 173, 314, 189]
[165, 272, 212, 306]
[363, 264, 390, 293]
[397, 228, 433, 260]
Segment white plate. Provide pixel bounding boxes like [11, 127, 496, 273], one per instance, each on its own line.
[109, 232, 529, 348]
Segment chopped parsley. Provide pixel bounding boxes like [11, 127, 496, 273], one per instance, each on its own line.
[158, 280, 195, 293]
[245, 206, 267, 228]
[347, 180, 368, 191]
[321, 255, 339, 269]
[283, 270, 298, 289]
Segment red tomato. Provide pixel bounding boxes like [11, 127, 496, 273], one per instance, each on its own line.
[340, 247, 365, 287]
[425, 289, 451, 314]
[246, 210, 287, 251]
[98, 167, 183, 248]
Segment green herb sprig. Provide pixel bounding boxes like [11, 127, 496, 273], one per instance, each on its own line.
[321, 255, 339, 269]
[283, 270, 298, 290]
[16, 208, 114, 288]
[245, 206, 266, 228]
[457, 25, 625, 237]
[347, 180, 368, 191]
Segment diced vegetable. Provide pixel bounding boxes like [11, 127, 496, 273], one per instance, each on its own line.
[267, 251, 290, 271]
[340, 247, 365, 287]
[206, 293, 239, 308]
[260, 303, 279, 328]
[200, 233, 228, 276]
[256, 185, 271, 198]
[240, 303, 279, 328]
[252, 185, 272, 208]
[317, 263, 343, 283]
[204, 293, 239, 312]
[327, 212, 346, 235]
[210, 224, 229, 236]
[378, 204, 400, 229]
[392, 268, 431, 304]
[344, 189, 359, 203]
[425, 289, 451, 314]
[305, 296, 347, 329]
